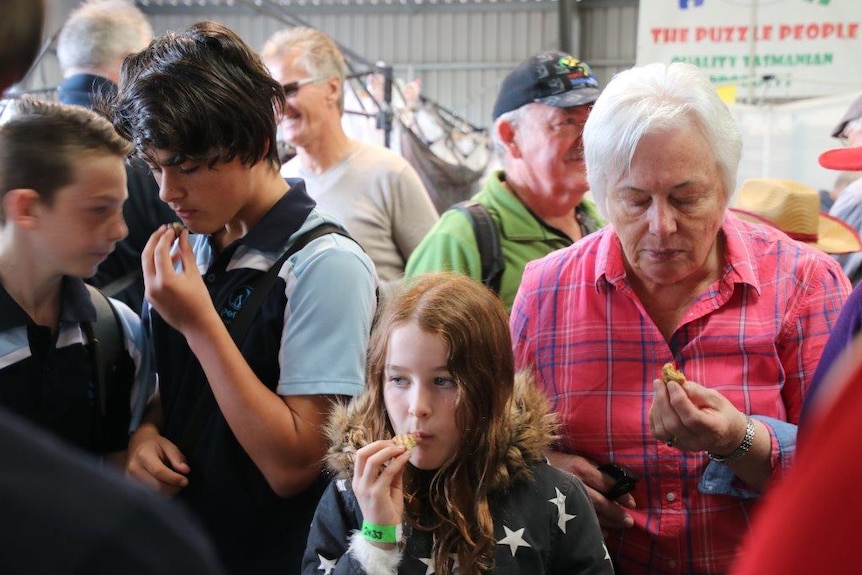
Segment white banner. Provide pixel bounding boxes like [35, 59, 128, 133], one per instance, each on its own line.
[636, 0, 862, 100]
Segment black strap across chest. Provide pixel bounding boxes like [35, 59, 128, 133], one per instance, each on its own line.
[178, 223, 352, 456]
[82, 284, 125, 452]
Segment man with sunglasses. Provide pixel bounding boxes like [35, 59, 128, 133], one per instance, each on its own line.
[261, 27, 439, 302]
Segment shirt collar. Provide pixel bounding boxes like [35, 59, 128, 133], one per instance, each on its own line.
[594, 210, 761, 295]
[491, 172, 581, 241]
[720, 210, 763, 295]
[57, 74, 117, 106]
[222, 178, 317, 253]
[0, 277, 96, 332]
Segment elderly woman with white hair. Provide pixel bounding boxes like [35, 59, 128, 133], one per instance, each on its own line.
[510, 62, 851, 575]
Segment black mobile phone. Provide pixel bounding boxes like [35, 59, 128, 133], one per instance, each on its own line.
[598, 463, 638, 500]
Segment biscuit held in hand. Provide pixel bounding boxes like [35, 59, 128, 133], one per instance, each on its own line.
[661, 363, 686, 386]
[392, 433, 417, 450]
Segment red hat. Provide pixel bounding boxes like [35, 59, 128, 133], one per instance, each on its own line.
[819, 146, 862, 171]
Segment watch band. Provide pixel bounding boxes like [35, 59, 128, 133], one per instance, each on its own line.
[707, 416, 755, 464]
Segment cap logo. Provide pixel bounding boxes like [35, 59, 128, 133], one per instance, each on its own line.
[558, 55, 581, 71]
[561, 58, 598, 90]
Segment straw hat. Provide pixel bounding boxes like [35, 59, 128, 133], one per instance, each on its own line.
[731, 178, 862, 254]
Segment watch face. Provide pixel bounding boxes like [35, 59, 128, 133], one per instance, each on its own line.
[598, 463, 639, 500]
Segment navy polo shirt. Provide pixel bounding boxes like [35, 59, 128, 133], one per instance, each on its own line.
[0, 277, 135, 454]
[148, 181, 376, 575]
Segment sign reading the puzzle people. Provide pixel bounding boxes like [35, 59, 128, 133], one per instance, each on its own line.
[636, 0, 862, 101]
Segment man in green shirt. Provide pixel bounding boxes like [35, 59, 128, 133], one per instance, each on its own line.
[405, 51, 604, 310]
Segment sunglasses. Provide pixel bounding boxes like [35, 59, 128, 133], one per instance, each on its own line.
[282, 74, 329, 98]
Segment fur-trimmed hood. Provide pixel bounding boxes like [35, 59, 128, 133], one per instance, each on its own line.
[324, 371, 557, 491]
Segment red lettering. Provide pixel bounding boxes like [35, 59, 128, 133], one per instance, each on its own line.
[651, 27, 690, 43]
[778, 22, 861, 41]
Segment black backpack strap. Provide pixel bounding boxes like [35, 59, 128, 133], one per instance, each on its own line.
[83, 284, 126, 454]
[178, 223, 352, 456]
[452, 200, 504, 294]
[84, 284, 124, 418]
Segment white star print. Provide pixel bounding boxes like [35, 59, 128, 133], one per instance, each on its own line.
[497, 525, 531, 557]
[603, 542, 611, 562]
[548, 487, 566, 510]
[548, 487, 576, 533]
[317, 554, 337, 574]
[418, 557, 435, 575]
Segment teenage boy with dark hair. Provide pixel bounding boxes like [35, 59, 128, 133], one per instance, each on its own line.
[0, 97, 152, 462]
[104, 21, 377, 575]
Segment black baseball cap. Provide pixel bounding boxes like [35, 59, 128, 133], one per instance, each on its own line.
[492, 51, 601, 121]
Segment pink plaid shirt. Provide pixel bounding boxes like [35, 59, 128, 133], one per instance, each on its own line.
[511, 212, 850, 575]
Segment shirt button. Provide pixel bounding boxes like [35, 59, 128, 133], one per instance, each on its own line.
[666, 492, 676, 502]
[668, 560, 677, 569]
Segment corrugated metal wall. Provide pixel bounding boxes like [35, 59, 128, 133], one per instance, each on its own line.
[17, 1, 637, 130]
[580, 2, 638, 80]
[135, 0, 637, 130]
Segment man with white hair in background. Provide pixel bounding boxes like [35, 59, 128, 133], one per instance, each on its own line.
[261, 27, 439, 301]
[57, 0, 180, 314]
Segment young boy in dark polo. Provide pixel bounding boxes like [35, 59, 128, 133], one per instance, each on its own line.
[105, 21, 377, 575]
[0, 97, 151, 463]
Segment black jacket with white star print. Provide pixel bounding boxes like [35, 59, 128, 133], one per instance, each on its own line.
[301, 374, 614, 575]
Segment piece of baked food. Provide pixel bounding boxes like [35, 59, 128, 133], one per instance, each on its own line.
[392, 433, 418, 450]
[661, 363, 686, 385]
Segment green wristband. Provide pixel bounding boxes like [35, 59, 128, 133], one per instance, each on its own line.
[360, 520, 401, 544]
